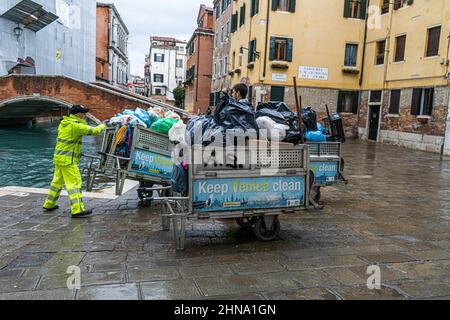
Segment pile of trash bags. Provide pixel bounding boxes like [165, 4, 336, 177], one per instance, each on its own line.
[108, 107, 182, 135]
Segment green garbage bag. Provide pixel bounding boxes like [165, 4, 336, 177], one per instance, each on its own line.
[150, 118, 179, 135]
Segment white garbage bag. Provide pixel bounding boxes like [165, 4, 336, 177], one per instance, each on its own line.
[256, 116, 289, 141]
[168, 121, 187, 144]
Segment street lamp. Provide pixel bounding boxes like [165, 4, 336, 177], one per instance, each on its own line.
[13, 24, 23, 39]
[240, 46, 260, 60]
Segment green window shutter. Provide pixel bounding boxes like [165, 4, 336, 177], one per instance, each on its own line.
[343, 0, 351, 18]
[289, 0, 296, 13]
[231, 13, 238, 32]
[337, 91, 344, 113]
[269, 37, 276, 60]
[255, 0, 259, 15]
[248, 40, 253, 62]
[352, 91, 360, 114]
[250, 0, 255, 17]
[360, 0, 367, 18]
[286, 38, 293, 62]
[272, 0, 279, 11]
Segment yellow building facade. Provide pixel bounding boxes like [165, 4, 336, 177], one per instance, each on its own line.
[227, 0, 450, 154]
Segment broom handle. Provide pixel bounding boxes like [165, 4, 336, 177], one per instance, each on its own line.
[293, 77, 305, 144]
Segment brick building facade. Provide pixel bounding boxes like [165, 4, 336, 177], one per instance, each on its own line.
[184, 5, 215, 114]
[211, 0, 233, 106]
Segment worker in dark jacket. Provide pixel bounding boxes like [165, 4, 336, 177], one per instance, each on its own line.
[43, 105, 106, 218]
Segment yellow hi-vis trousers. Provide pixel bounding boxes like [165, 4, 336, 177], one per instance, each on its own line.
[43, 164, 85, 215]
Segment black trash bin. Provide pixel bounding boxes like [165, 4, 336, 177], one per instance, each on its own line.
[324, 113, 346, 143]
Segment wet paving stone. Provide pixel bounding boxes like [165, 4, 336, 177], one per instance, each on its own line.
[0, 288, 76, 300]
[389, 280, 450, 299]
[333, 285, 407, 300]
[8, 252, 54, 268]
[77, 283, 139, 300]
[263, 288, 339, 300]
[0, 277, 39, 293]
[38, 271, 124, 290]
[127, 266, 180, 282]
[140, 279, 201, 300]
[231, 261, 285, 275]
[180, 264, 234, 279]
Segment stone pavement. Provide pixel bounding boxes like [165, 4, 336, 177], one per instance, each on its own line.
[0, 140, 449, 300]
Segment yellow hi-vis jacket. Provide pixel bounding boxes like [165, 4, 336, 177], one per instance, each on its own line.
[53, 114, 106, 166]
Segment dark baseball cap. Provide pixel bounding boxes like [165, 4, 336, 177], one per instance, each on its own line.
[70, 104, 90, 115]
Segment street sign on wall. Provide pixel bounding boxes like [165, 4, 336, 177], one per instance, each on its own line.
[299, 66, 329, 81]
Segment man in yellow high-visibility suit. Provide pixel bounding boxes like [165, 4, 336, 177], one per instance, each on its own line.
[43, 105, 107, 218]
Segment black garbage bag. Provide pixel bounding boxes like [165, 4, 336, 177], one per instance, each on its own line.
[214, 93, 258, 132]
[302, 106, 318, 131]
[256, 102, 307, 145]
[185, 115, 225, 146]
[171, 164, 188, 195]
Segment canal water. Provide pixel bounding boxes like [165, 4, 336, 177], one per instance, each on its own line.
[0, 122, 100, 188]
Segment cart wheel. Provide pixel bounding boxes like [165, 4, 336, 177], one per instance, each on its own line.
[137, 188, 153, 201]
[253, 217, 280, 241]
[235, 217, 257, 228]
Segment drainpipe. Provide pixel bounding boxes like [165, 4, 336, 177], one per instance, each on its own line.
[382, 5, 394, 89]
[357, 1, 370, 139]
[359, 1, 369, 87]
[262, 0, 271, 79]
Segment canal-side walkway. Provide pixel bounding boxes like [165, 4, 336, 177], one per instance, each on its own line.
[0, 140, 449, 300]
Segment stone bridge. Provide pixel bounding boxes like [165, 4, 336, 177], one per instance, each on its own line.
[0, 75, 188, 126]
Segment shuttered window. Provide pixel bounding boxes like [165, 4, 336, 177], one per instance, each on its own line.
[248, 39, 257, 63]
[272, 0, 296, 13]
[337, 91, 359, 114]
[250, 0, 259, 17]
[343, 0, 366, 19]
[231, 12, 238, 33]
[389, 90, 401, 114]
[239, 4, 246, 27]
[269, 37, 293, 62]
[394, 35, 406, 62]
[426, 26, 441, 57]
[344, 44, 358, 67]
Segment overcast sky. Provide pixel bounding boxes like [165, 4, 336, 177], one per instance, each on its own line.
[109, 0, 213, 77]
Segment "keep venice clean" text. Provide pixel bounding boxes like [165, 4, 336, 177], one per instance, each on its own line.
[197, 179, 302, 196]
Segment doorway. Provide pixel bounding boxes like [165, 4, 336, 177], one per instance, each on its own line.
[368, 105, 381, 141]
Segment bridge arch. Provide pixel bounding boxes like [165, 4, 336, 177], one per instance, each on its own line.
[0, 95, 72, 126]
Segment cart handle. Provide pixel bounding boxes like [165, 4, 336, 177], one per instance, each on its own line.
[81, 153, 102, 160]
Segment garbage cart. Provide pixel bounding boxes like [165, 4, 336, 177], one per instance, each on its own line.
[151, 142, 313, 250]
[84, 125, 174, 199]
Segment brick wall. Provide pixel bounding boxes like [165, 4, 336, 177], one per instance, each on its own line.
[96, 6, 109, 82]
[0, 76, 156, 121]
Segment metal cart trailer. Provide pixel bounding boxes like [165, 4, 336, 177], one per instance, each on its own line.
[84, 125, 174, 199]
[307, 142, 347, 202]
[152, 143, 313, 250]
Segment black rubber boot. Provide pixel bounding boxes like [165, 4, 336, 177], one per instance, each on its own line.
[43, 205, 59, 212]
[72, 210, 93, 218]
